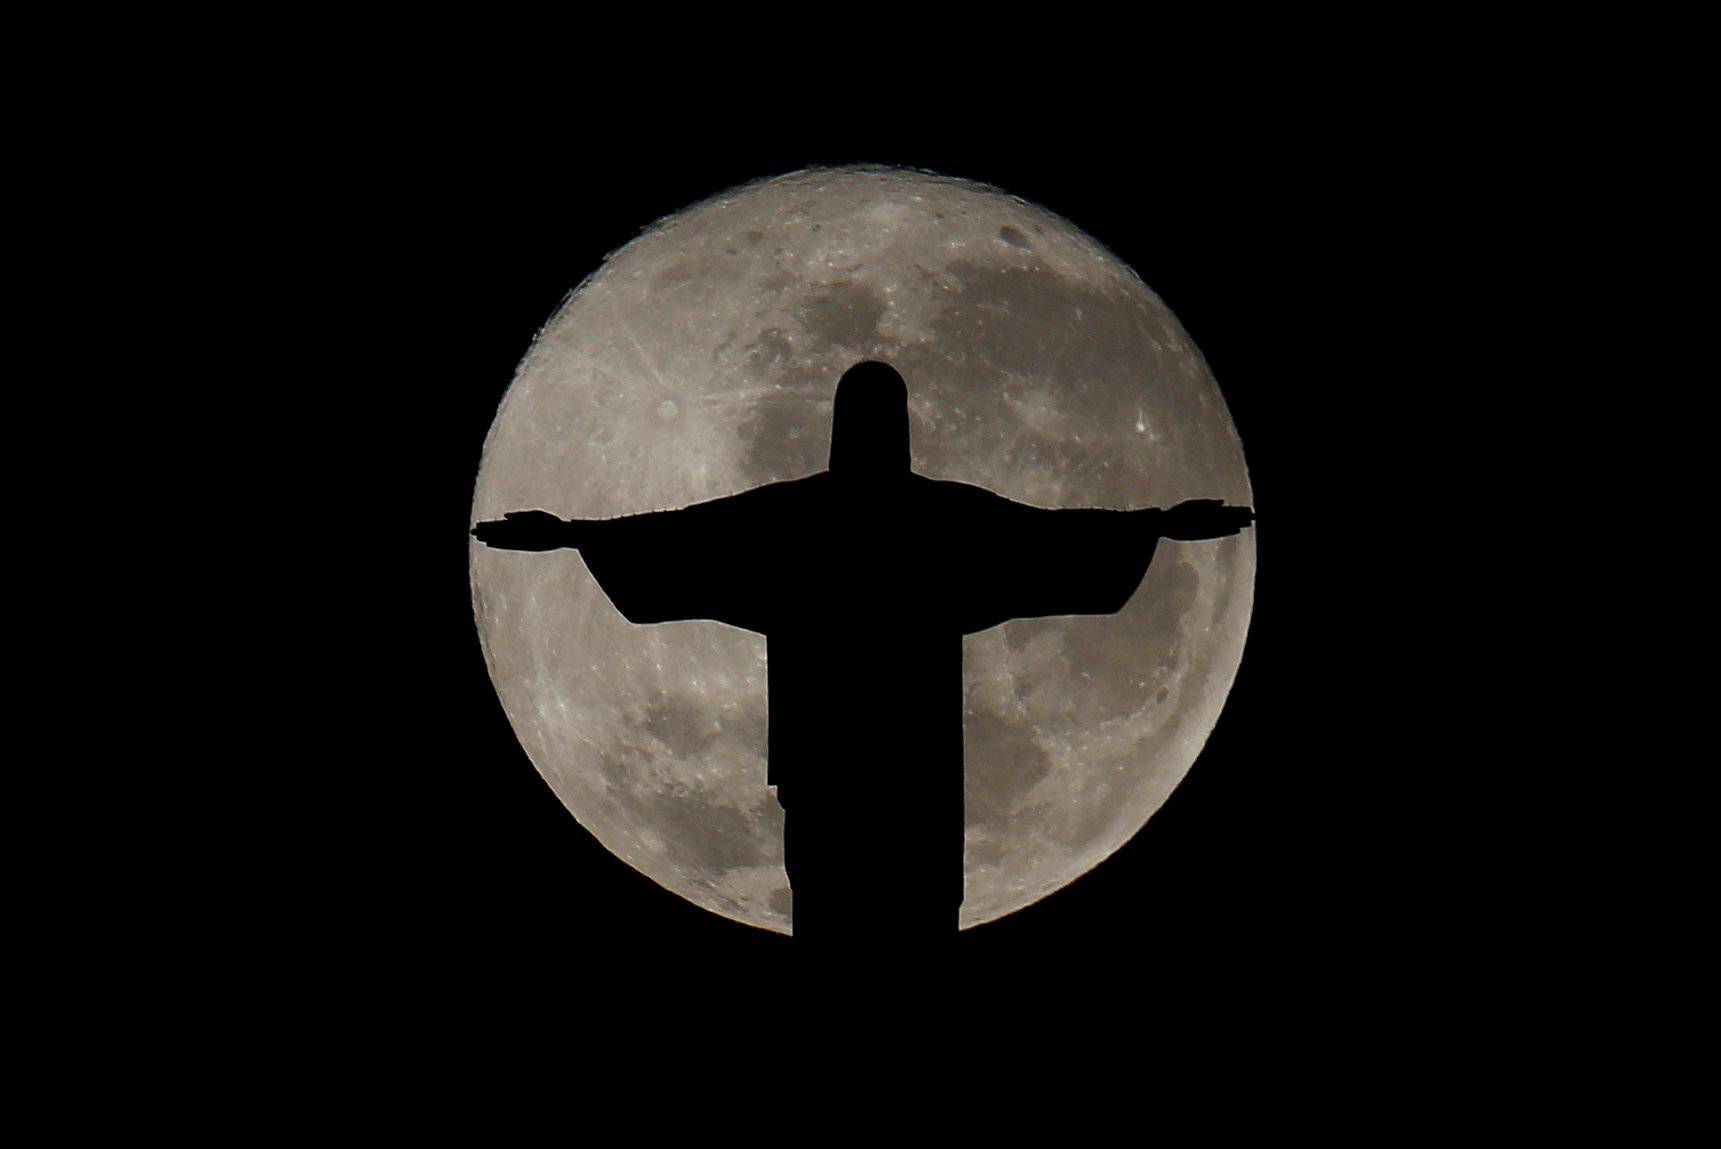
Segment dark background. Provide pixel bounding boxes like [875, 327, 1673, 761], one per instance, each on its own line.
[321, 123, 1464, 1001]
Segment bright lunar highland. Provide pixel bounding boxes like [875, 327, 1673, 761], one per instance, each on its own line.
[471, 166, 1254, 933]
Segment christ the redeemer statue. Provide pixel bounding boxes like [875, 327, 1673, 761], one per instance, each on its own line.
[473, 361, 1253, 947]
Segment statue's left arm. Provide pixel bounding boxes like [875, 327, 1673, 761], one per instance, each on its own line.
[1140, 499, 1255, 541]
[953, 490, 1253, 633]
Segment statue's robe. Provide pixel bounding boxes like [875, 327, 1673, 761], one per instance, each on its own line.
[574, 470, 1159, 945]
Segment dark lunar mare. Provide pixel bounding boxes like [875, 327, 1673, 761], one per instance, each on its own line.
[472, 361, 1253, 950]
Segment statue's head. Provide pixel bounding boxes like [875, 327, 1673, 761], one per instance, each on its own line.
[829, 361, 909, 477]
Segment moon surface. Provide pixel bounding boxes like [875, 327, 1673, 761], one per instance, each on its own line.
[471, 166, 1254, 933]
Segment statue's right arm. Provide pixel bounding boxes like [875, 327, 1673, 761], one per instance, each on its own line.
[472, 481, 801, 555]
[470, 510, 590, 552]
[473, 490, 780, 631]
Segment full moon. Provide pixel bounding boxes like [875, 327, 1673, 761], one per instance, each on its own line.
[471, 165, 1254, 933]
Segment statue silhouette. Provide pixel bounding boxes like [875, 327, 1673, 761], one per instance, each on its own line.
[473, 361, 1253, 949]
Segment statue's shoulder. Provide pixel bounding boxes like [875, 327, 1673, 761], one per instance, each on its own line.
[707, 470, 828, 507]
[757, 470, 832, 503]
[911, 473, 1010, 509]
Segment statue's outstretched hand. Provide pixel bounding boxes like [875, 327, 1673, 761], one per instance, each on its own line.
[1154, 499, 1255, 541]
[471, 510, 571, 551]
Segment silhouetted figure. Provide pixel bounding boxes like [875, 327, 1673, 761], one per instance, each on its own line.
[474, 361, 1252, 949]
